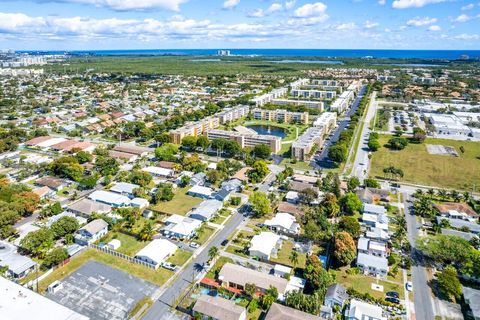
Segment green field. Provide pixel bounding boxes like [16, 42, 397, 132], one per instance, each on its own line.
[270, 241, 306, 269]
[150, 186, 202, 215]
[167, 249, 193, 266]
[38, 249, 173, 293]
[100, 232, 148, 256]
[370, 135, 480, 190]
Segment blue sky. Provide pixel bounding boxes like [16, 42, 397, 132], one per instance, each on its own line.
[0, 0, 479, 50]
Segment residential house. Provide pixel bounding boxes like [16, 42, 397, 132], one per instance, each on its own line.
[324, 283, 348, 309]
[436, 202, 479, 223]
[218, 263, 288, 297]
[192, 295, 247, 320]
[365, 227, 390, 243]
[249, 232, 282, 261]
[358, 237, 388, 257]
[74, 219, 108, 245]
[113, 144, 151, 157]
[134, 239, 177, 269]
[188, 185, 214, 199]
[109, 182, 140, 199]
[264, 212, 300, 236]
[285, 191, 300, 204]
[189, 200, 223, 222]
[32, 186, 55, 200]
[35, 176, 67, 191]
[265, 303, 324, 320]
[346, 299, 386, 320]
[142, 166, 174, 178]
[190, 172, 207, 186]
[214, 188, 233, 202]
[0, 241, 37, 278]
[130, 197, 150, 209]
[221, 179, 243, 192]
[88, 190, 130, 208]
[277, 202, 305, 217]
[67, 199, 112, 217]
[356, 188, 390, 204]
[436, 216, 480, 234]
[356, 252, 389, 278]
[163, 215, 202, 239]
[363, 204, 387, 215]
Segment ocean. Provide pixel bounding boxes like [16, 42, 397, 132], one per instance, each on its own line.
[19, 49, 480, 60]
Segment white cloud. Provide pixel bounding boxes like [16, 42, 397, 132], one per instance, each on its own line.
[453, 33, 479, 40]
[0, 12, 46, 31]
[454, 14, 471, 22]
[267, 3, 283, 13]
[461, 3, 475, 10]
[365, 20, 379, 28]
[378, 0, 386, 5]
[285, 0, 296, 9]
[31, 0, 188, 11]
[406, 16, 437, 26]
[248, 8, 265, 17]
[392, 0, 446, 9]
[294, 2, 327, 17]
[428, 25, 441, 31]
[223, 0, 240, 9]
[336, 22, 356, 30]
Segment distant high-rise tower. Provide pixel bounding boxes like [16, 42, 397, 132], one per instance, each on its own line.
[217, 50, 231, 56]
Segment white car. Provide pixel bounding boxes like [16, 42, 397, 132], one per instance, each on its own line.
[406, 281, 413, 292]
[189, 242, 200, 249]
[162, 262, 178, 271]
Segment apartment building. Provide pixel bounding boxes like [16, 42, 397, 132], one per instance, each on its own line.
[170, 106, 248, 144]
[291, 127, 324, 161]
[270, 98, 324, 111]
[311, 79, 338, 86]
[206, 129, 281, 154]
[252, 87, 288, 106]
[252, 108, 309, 124]
[291, 89, 336, 100]
[313, 112, 337, 131]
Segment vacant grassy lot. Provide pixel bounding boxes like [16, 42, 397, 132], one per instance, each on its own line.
[334, 268, 404, 300]
[205, 256, 234, 279]
[167, 249, 192, 266]
[38, 249, 173, 293]
[100, 232, 148, 256]
[270, 241, 306, 269]
[150, 187, 202, 215]
[194, 225, 217, 244]
[370, 135, 480, 190]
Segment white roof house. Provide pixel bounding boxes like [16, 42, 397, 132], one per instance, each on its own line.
[356, 252, 389, 277]
[142, 166, 174, 177]
[187, 185, 214, 199]
[130, 197, 150, 209]
[358, 237, 387, 257]
[0, 277, 89, 320]
[109, 182, 140, 197]
[346, 299, 386, 320]
[249, 232, 282, 261]
[88, 190, 130, 207]
[264, 212, 300, 235]
[135, 239, 177, 269]
[363, 204, 387, 215]
[37, 137, 67, 148]
[189, 200, 223, 221]
[163, 216, 202, 239]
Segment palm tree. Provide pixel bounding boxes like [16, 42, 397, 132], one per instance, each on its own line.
[414, 189, 424, 198]
[427, 188, 435, 199]
[139, 221, 155, 241]
[289, 251, 299, 269]
[463, 191, 471, 203]
[437, 189, 448, 201]
[208, 246, 219, 261]
[450, 190, 461, 202]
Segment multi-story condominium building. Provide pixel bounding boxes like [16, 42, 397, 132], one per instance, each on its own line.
[252, 108, 309, 124]
[311, 79, 338, 86]
[170, 106, 248, 144]
[313, 112, 337, 131]
[291, 127, 324, 161]
[291, 89, 336, 100]
[329, 81, 362, 114]
[252, 87, 288, 106]
[206, 129, 282, 154]
[289, 78, 309, 89]
[270, 99, 324, 111]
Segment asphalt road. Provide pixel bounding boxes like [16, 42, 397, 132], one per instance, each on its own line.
[143, 210, 246, 320]
[312, 85, 367, 170]
[403, 192, 436, 320]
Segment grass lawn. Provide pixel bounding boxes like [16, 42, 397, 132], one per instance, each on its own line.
[279, 158, 314, 172]
[370, 135, 480, 190]
[205, 256, 233, 279]
[270, 241, 306, 269]
[100, 231, 148, 256]
[194, 225, 216, 244]
[150, 187, 203, 215]
[38, 249, 173, 293]
[167, 249, 193, 266]
[19, 269, 46, 285]
[225, 244, 249, 258]
[211, 214, 228, 225]
[334, 268, 404, 300]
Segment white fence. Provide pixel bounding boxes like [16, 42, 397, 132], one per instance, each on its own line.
[88, 243, 157, 269]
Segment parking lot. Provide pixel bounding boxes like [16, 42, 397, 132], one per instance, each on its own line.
[46, 261, 159, 320]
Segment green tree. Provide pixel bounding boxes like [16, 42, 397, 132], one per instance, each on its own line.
[139, 220, 155, 241]
[321, 193, 340, 218]
[208, 246, 219, 260]
[289, 251, 299, 268]
[334, 231, 357, 266]
[247, 160, 269, 183]
[181, 136, 198, 150]
[340, 192, 363, 215]
[328, 144, 348, 164]
[437, 266, 462, 302]
[43, 247, 69, 268]
[245, 283, 256, 298]
[249, 191, 271, 217]
[19, 228, 54, 258]
[196, 135, 210, 152]
[364, 178, 380, 188]
[387, 137, 409, 150]
[337, 216, 361, 238]
[51, 216, 79, 239]
[154, 143, 179, 162]
[303, 255, 334, 295]
[252, 144, 272, 159]
[40, 202, 63, 218]
[75, 151, 93, 164]
[412, 127, 426, 143]
[79, 174, 99, 190]
[347, 177, 360, 192]
[153, 183, 174, 203]
[95, 156, 119, 176]
[129, 170, 153, 187]
[416, 234, 473, 266]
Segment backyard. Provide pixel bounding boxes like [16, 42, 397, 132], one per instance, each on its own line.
[270, 241, 307, 269]
[99, 231, 148, 256]
[370, 135, 480, 190]
[150, 186, 203, 215]
[167, 249, 193, 266]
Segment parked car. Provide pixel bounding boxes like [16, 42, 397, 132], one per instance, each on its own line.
[406, 281, 413, 291]
[386, 291, 400, 299]
[189, 242, 200, 249]
[162, 262, 178, 271]
[386, 297, 400, 304]
[221, 239, 229, 246]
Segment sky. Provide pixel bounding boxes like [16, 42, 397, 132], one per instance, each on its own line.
[0, 0, 479, 50]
